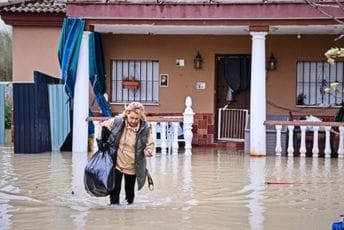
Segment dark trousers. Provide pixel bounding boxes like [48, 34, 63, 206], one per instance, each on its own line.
[110, 169, 136, 204]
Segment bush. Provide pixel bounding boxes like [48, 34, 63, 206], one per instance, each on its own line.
[5, 101, 12, 129]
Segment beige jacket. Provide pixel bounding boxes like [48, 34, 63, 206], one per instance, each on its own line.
[98, 118, 154, 175]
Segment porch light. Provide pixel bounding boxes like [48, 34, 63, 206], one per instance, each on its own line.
[267, 54, 277, 71]
[194, 51, 203, 69]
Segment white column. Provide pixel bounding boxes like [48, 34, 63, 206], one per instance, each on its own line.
[72, 31, 90, 153]
[249, 32, 267, 156]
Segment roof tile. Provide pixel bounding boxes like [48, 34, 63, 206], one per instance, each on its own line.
[0, 0, 66, 13]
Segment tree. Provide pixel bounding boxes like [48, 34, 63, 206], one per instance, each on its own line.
[0, 19, 12, 81]
[304, 0, 344, 63]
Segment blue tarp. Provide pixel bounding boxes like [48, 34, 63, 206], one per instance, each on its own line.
[57, 19, 111, 140]
[57, 17, 85, 150]
[89, 32, 112, 117]
[58, 17, 85, 100]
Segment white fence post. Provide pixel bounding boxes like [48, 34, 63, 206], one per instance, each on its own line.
[338, 126, 344, 158]
[312, 126, 320, 158]
[287, 125, 294, 157]
[300, 126, 307, 157]
[150, 122, 157, 154]
[275, 125, 282, 156]
[172, 122, 179, 155]
[324, 126, 331, 158]
[183, 96, 194, 155]
[93, 121, 99, 152]
[160, 122, 168, 155]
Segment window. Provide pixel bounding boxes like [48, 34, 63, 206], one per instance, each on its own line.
[296, 61, 344, 106]
[111, 60, 159, 104]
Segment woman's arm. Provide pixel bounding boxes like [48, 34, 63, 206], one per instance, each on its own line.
[144, 127, 155, 157]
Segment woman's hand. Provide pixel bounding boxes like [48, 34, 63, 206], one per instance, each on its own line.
[144, 148, 154, 157]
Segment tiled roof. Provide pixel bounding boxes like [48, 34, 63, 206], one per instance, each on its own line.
[0, 0, 65, 13]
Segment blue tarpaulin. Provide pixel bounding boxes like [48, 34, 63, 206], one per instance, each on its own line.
[57, 19, 111, 142]
[89, 32, 112, 117]
[58, 17, 85, 100]
[57, 17, 85, 150]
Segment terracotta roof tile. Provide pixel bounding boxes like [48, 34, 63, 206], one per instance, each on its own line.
[0, 0, 65, 13]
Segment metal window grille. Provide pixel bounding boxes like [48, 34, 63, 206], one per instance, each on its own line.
[111, 60, 159, 104]
[296, 61, 344, 106]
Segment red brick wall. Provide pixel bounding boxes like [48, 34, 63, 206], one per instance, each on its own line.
[192, 113, 245, 149]
[193, 113, 214, 145]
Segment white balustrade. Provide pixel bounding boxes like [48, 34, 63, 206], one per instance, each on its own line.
[265, 120, 344, 159]
[88, 97, 194, 155]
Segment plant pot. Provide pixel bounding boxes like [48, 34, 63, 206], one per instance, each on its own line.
[123, 80, 140, 89]
[297, 99, 304, 105]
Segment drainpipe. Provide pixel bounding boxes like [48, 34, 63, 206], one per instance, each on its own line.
[249, 32, 267, 156]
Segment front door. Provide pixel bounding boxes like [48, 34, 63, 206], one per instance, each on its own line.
[215, 54, 251, 141]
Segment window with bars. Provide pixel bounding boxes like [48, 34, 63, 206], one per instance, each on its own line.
[296, 61, 344, 106]
[111, 60, 160, 104]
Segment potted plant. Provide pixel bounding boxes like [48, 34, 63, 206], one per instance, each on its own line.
[122, 77, 140, 89]
[297, 93, 307, 105]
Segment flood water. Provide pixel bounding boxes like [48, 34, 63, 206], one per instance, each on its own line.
[0, 146, 343, 230]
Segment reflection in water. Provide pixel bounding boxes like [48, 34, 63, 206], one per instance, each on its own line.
[246, 157, 266, 230]
[71, 152, 88, 229]
[0, 147, 15, 230]
[1, 147, 344, 230]
[248, 158, 266, 230]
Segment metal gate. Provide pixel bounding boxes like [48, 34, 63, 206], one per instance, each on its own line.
[217, 107, 248, 141]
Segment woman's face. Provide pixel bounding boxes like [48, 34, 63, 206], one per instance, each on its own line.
[127, 111, 140, 127]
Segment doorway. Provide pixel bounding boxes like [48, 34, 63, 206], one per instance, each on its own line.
[215, 54, 251, 141]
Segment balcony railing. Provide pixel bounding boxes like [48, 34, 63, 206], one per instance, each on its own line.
[264, 120, 344, 158]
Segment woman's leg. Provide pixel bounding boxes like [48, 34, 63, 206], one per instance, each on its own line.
[110, 169, 123, 204]
[124, 173, 136, 204]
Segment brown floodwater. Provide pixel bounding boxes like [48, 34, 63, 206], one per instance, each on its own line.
[0, 146, 343, 230]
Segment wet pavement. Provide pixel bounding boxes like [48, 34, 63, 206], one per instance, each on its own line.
[0, 146, 343, 230]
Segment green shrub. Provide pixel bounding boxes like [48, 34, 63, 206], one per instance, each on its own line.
[5, 101, 12, 129]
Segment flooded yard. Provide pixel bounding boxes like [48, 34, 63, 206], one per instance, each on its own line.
[0, 146, 343, 230]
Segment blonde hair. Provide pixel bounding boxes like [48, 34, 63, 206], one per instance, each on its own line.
[122, 102, 146, 120]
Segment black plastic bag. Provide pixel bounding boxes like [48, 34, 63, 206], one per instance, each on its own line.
[84, 138, 116, 197]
